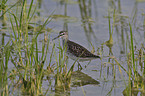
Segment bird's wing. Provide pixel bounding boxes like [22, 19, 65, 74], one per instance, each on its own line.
[67, 40, 97, 57]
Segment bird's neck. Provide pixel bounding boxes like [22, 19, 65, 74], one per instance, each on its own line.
[62, 38, 67, 47]
[62, 36, 68, 46]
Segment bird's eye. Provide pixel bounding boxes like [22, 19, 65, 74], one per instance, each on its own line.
[60, 33, 64, 36]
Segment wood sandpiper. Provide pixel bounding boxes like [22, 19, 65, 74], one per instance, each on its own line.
[53, 31, 100, 70]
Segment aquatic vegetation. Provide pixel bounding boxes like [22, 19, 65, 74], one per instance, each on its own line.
[0, 0, 145, 96]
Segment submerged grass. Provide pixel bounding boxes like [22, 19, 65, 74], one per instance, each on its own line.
[125, 23, 144, 95]
[103, 5, 144, 95]
[9, 1, 43, 95]
[0, 1, 10, 96]
[54, 41, 75, 93]
[0, 0, 53, 95]
[117, 23, 145, 95]
[0, 0, 145, 96]
[0, 41, 11, 96]
[1, 0, 74, 95]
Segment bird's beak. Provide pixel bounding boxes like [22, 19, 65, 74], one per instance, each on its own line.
[52, 35, 60, 41]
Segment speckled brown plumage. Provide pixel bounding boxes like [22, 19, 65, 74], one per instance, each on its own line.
[67, 40, 100, 58]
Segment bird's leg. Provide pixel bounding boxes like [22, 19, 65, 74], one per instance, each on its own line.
[77, 61, 82, 71]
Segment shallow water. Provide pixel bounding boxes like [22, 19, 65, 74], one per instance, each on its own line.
[0, 0, 145, 96]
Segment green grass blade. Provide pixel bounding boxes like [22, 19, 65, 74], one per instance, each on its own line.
[27, 0, 33, 19]
[129, 23, 135, 73]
